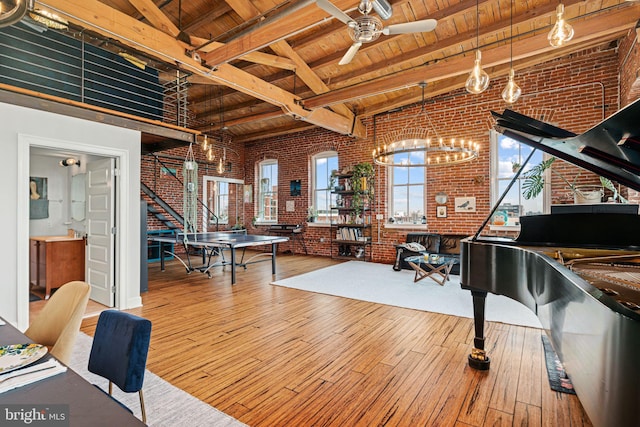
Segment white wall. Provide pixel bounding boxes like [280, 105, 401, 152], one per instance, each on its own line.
[0, 102, 142, 329]
[29, 154, 71, 237]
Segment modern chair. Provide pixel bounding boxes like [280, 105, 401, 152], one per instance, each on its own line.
[24, 280, 90, 364]
[88, 310, 152, 424]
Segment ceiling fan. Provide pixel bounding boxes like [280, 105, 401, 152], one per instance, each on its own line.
[316, 0, 437, 65]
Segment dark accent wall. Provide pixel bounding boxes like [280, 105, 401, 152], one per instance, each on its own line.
[0, 22, 163, 120]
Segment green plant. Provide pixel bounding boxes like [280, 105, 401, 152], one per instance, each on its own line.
[522, 157, 627, 203]
[350, 162, 375, 217]
[600, 176, 628, 203]
[307, 205, 317, 222]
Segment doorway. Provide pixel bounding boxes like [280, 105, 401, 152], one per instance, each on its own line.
[18, 135, 134, 327]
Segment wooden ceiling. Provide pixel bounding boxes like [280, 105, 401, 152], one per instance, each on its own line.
[36, 0, 640, 144]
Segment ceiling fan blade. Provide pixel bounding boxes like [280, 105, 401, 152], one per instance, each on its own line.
[315, 0, 353, 25]
[382, 19, 437, 35]
[338, 42, 362, 65]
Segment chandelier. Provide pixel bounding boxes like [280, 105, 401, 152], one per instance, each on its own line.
[372, 83, 480, 167]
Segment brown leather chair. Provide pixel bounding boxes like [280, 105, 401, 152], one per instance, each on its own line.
[25, 281, 90, 364]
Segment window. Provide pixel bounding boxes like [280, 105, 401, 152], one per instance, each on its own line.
[389, 151, 426, 224]
[203, 176, 244, 229]
[258, 159, 278, 222]
[311, 151, 338, 223]
[206, 180, 229, 225]
[491, 131, 546, 226]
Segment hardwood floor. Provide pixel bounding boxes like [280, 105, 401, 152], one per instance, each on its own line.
[80, 253, 592, 426]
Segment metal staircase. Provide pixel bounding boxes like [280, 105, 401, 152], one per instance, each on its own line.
[141, 182, 183, 231]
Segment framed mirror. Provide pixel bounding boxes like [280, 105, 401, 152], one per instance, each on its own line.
[71, 173, 86, 221]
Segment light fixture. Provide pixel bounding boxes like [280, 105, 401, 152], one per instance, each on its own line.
[217, 148, 225, 174]
[59, 158, 80, 167]
[0, 0, 32, 28]
[548, 3, 574, 47]
[373, 83, 480, 167]
[465, 0, 489, 94]
[501, 0, 521, 104]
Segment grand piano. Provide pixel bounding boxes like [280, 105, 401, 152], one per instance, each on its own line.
[460, 100, 640, 427]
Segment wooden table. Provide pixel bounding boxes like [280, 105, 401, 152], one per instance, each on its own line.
[405, 254, 459, 286]
[0, 318, 145, 426]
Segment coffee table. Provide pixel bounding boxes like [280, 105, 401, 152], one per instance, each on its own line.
[404, 254, 459, 285]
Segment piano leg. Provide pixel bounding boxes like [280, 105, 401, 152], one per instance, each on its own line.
[469, 289, 491, 370]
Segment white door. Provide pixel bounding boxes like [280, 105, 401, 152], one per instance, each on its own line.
[86, 158, 115, 306]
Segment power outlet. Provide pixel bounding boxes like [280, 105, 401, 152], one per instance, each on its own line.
[320, 237, 325, 243]
[376, 214, 384, 220]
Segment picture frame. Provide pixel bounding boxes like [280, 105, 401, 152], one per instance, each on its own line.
[290, 179, 301, 196]
[436, 205, 447, 218]
[454, 196, 476, 212]
[243, 184, 253, 203]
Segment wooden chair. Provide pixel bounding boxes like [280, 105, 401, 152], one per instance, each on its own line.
[88, 310, 152, 424]
[24, 280, 90, 364]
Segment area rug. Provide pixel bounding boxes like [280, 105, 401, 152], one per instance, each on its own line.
[69, 332, 247, 427]
[541, 335, 576, 394]
[272, 261, 542, 328]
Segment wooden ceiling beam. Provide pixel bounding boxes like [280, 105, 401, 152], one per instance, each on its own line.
[302, 5, 640, 108]
[223, 0, 364, 136]
[39, 0, 365, 137]
[127, 0, 296, 70]
[311, 0, 586, 88]
[202, 0, 358, 67]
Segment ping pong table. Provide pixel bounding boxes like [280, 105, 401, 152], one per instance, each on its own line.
[149, 231, 289, 284]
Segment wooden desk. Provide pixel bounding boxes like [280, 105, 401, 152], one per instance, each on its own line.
[29, 236, 85, 299]
[268, 224, 307, 255]
[0, 318, 145, 426]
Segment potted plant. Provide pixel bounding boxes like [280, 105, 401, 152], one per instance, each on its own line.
[522, 157, 604, 203]
[307, 205, 317, 222]
[350, 162, 375, 217]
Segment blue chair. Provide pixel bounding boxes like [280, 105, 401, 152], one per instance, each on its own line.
[88, 310, 152, 423]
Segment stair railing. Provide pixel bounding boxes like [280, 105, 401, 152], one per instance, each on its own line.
[142, 153, 220, 231]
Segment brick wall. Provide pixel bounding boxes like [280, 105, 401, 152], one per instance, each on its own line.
[142, 43, 636, 264]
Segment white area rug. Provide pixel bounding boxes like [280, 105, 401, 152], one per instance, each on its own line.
[69, 332, 247, 427]
[272, 261, 542, 328]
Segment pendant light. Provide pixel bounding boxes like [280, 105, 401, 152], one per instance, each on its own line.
[501, 0, 521, 104]
[465, 0, 489, 94]
[548, 3, 574, 47]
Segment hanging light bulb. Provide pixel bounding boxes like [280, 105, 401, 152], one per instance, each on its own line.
[207, 147, 214, 162]
[217, 157, 224, 174]
[466, 0, 489, 94]
[466, 50, 490, 94]
[501, 0, 521, 104]
[502, 69, 521, 104]
[548, 3, 574, 48]
[202, 134, 208, 151]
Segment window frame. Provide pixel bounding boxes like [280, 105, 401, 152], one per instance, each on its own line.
[202, 176, 243, 230]
[386, 151, 427, 226]
[257, 159, 278, 223]
[310, 151, 338, 224]
[490, 130, 551, 228]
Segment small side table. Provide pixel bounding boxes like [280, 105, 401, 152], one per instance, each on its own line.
[404, 254, 459, 286]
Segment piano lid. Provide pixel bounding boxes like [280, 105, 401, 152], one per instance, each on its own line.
[492, 98, 640, 192]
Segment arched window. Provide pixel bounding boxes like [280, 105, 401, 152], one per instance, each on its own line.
[257, 159, 278, 222]
[311, 151, 338, 223]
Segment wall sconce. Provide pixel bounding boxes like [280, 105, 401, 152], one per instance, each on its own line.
[0, 0, 32, 28]
[59, 158, 80, 167]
